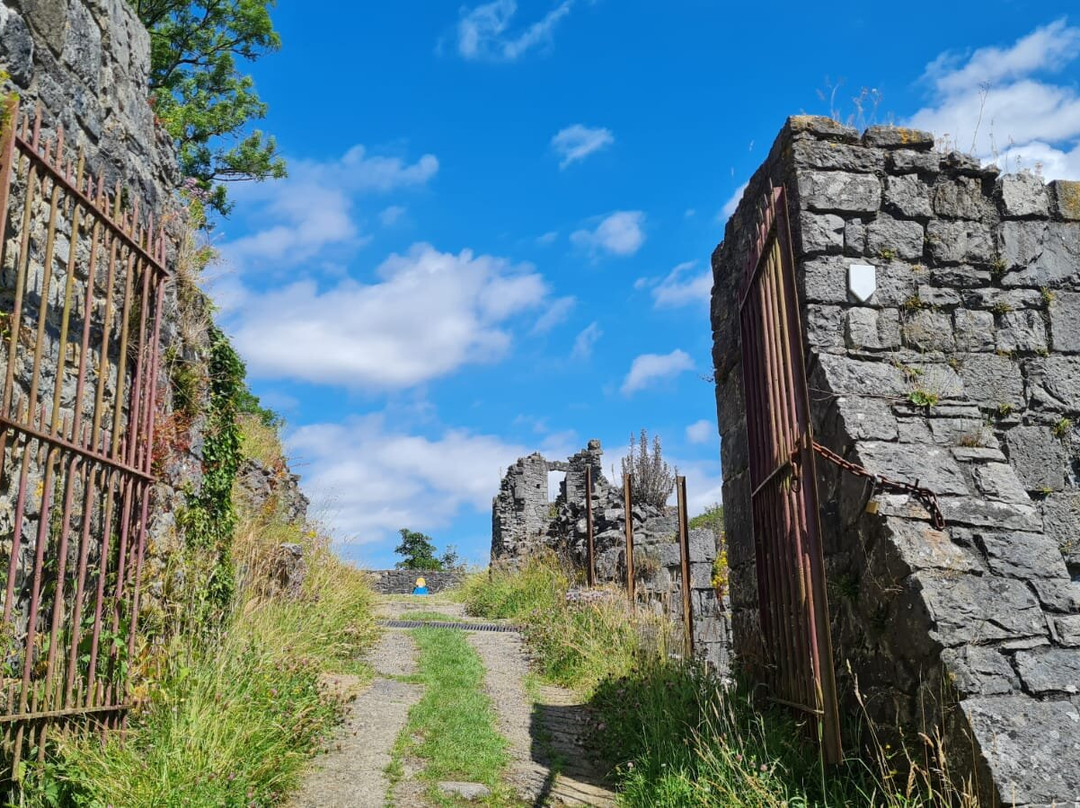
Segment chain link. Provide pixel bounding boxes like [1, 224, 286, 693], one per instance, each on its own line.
[812, 442, 946, 530]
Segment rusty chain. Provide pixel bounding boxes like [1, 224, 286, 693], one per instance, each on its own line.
[811, 441, 946, 530]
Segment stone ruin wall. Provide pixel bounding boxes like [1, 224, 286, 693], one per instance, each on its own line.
[0, 0, 215, 618]
[368, 569, 466, 596]
[712, 116, 1080, 805]
[491, 440, 730, 669]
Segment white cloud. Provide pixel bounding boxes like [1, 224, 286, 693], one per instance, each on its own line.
[621, 349, 694, 395]
[532, 295, 575, 333]
[222, 145, 438, 271]
[571, 211, 646, 257]
[288, 415, 528, 546]
[719, 181, 748, 223]
[686, 419, 714, 445]
[379, 205, 407, 227]
[552, 124, 614, 168]
[457, 0, 575, 62]
[651, 260, 712, 308]
[571, 322, 602, 360]
[536, 230, 559, 246]
[906, 19, 1080, 179]
[230, 243, 548, 390]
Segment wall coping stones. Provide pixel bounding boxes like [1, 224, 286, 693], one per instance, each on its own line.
[861, 125, 935, 151]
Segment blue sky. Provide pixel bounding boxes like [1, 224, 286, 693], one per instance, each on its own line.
[209, 1, 1080, 568]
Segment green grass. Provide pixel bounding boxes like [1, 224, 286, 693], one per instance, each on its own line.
[21, 520, 378, 806]
[390, 627, 518, 806]
[405, 611, 470, 623]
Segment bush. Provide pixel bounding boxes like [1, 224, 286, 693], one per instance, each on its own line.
[621, 429, 676, 509]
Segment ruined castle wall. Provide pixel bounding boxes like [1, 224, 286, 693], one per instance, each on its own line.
[712, 116, 1080, 805]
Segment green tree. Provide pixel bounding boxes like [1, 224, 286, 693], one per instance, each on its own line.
[132, 0, 286, 214]
[394, 529, 444, 571]
[688, 503, 724, 538]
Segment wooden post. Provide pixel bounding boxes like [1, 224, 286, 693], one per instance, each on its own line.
[623, 473, 635, 603]
[585, 465, 596, 587]
[676, 475, 694, 657]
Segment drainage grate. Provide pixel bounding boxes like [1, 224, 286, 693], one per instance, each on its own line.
[378, 619, 520, 633]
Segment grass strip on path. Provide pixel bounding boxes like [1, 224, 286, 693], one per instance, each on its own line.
[390, 626, 519, 806]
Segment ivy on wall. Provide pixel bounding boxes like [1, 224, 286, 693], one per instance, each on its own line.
[177, 325, 244, 610]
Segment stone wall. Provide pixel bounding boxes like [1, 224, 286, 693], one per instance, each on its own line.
[492, 441, 731, 670]
[0, 0, 206, 626]
[711, 115, 1080, 805]
[368, 569, 466, 595]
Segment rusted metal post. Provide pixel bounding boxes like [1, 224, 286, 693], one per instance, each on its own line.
[623, 473, 635, 602]
[585, 465, 596, 587]
[676, 475, 693, 657]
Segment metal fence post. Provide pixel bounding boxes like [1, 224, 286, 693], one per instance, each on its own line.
[623, 473, 635, 602]
[676, 475, 694, 657]
[585, 465, 596, 587]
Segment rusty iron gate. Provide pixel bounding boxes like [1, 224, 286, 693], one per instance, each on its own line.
[0, 101, 168, 776]
[738, 183, 841, 763]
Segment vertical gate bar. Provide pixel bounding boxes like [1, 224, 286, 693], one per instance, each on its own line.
[85, 470, 118, 705]
[90, 216, 121, 448]
[41, 448, 81, 705]
[71, 175, 105, 442]
[65, 462, 99, 705]
[125, 261, 152, 468]
[676, 475, 693, 657]
[105, 475, 136, 709]
[26, 129, 65, 428]
[585, 465, 595, 587]
[777, 196, 842, 763]
[757, 262, 795, 691]
[4, 415, 34, 623]
[50, 149, 86, 438]
[763, 246, 806, 708]
[109, 243, 138, 461]
[140, 276, 166, 475]
[13, 442, 60, 763]
[0, 96, 20, 261]
[623, 473, 634, 603]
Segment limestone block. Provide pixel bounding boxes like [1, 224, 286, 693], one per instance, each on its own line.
[61, 0, 100, 92]
[845, 307, 900, 350]
[806, 304, 844, 351]
[866, 216, 925, 260]
[862, 126, 935, 150]
[936, 496, 1042, 532]
[1050, 179, 1080, 221]
[791, 140, 879, 172]
[962, 287, 1044, 310]
[798, 212, 845, 254]
[940, 645, 1018, 696]
[926, 220, 994, 265]
[786, 115, 859, 142]
[836, 395, 899, 441]
[884, 174, 933, 219]
[796, 170, 881, 214]
[921, 573, 1046, 647]
[856, 441, 970, 495]
[688, 528, 715, 563]
[962, 696, 1080, 805]
[1053, 615, 1080, 646]
[916, 284, 961, 308]
[1039, 492, 1080, 556]
[1000, 221, 1080, 287]
[978, 528, 1070, 580]
[953, 309, 995, 352]
[801, 257, 848, 304]
[1014, 648, 1080, 695]
[814, 353, 908, 397]
[995, 309, 1047, 354]
[0, 4, 34, 84]
[932, 177, 993, 220]
[996, 173, 1050, 218]
[1038, 356, 1080, 410]
[930, 266, 991, 288]
[886, 519, 981, 575]
[887, 149, 941, 175]
[1049, 292, 1080, 353]
[957, 354, 1025, 409]
[1006, 426, 1067, 491]
[971, 463, 1031, 503]
[902, 309, 955, 352]
[843, 219, 866, 255]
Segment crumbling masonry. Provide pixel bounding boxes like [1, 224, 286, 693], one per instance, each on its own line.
[491, 440, 730, 669]
[712, 116, 1080, 805]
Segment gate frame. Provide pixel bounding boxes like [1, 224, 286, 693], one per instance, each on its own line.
[0, 99, 169, 777]
[738, 181, 842, 763]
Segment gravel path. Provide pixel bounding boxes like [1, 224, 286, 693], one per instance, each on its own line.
[288, 628, 420, 808]
[468, 631, 617, 807]
[289, 595, 615, 807]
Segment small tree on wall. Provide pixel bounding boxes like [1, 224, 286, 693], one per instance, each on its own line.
[621, 429, 676, 509]
[393, 529, 462, 570]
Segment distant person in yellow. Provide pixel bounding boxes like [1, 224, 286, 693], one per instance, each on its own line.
[412, 577, 429, 595]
